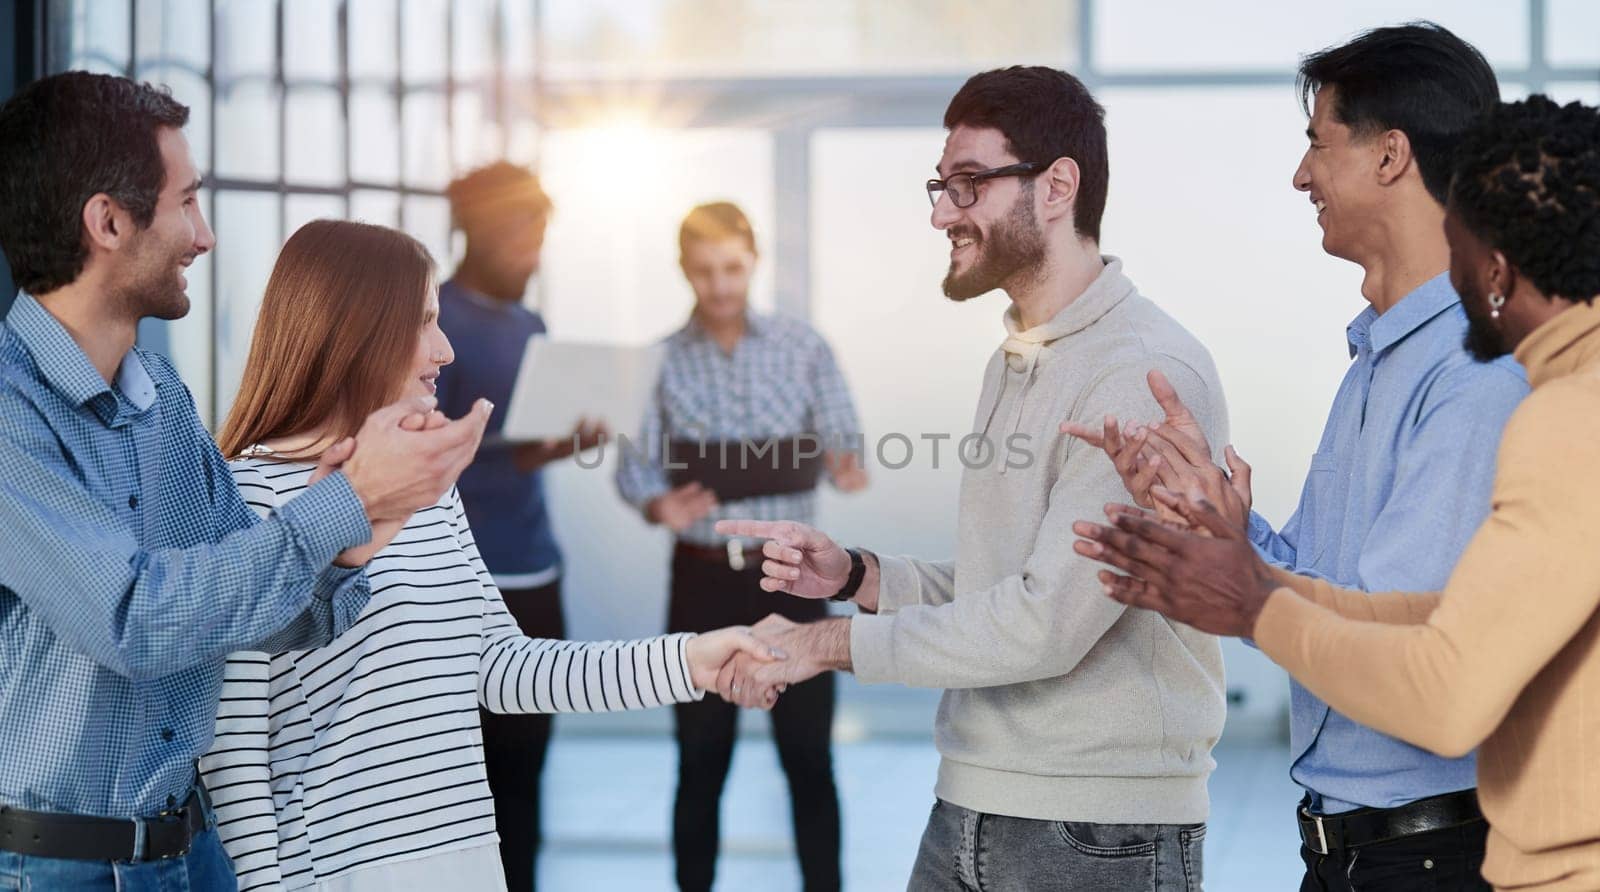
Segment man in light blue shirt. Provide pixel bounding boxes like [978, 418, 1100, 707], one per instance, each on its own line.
[0, 72, 486, 890]
[1070, 24, 1526, 891]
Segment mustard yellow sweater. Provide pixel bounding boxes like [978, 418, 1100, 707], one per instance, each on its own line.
[1256, 300, 1600, 891]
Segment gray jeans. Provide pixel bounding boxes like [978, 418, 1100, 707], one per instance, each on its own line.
[907, 799, 1205, 891]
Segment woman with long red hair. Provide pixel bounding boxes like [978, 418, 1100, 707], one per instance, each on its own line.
[200, 219, 781, 892]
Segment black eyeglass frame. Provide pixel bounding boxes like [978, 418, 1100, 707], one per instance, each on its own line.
[926, 161, 1048, 208]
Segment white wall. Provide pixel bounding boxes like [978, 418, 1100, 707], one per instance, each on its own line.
[536, 127, 778, 643]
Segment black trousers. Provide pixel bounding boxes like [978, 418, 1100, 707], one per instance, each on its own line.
[479, 579, 566, 892]
[1297, 802, 1491, 891]
[667, 547, 842, 892]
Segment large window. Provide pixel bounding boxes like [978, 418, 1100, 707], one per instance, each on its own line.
[48, 0, 537, 426]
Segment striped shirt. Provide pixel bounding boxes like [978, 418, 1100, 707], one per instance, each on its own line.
[613, 312, 861, 546]
[201, 458, 702, 891]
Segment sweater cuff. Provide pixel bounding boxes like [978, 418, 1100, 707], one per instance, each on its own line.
[871, 554, 919, 615]
[848, 612, 900, 685]
[1253, 586, 1315, 670]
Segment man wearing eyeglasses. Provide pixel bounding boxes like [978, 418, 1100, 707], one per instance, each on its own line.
[716, 66, 1228, 890]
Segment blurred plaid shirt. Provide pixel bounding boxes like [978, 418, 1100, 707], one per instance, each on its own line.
[615, 312, 861, 546]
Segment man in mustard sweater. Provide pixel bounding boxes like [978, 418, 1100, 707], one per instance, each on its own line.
[1076, 96, 1600, 892]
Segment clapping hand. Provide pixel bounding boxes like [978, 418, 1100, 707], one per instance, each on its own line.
[1071, 490, 1278, 637]
[1061, 369, 1253, 534]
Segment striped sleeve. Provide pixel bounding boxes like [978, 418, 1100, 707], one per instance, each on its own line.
[446, 488, 703, 713]
[200, 653, 286, 892]
[199, 459, 287, 889]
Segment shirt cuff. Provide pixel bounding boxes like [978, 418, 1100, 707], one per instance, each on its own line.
[312, 562, 364, 605]
[676, 633, 707, 702]
[275, 471, 372, 570]
[625, 479, 671, 515]
[1246, 510, 1275, 548]
[848, 612, 900, 685]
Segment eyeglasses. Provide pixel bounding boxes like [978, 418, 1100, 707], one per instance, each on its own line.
[926, 161, 1047, 209]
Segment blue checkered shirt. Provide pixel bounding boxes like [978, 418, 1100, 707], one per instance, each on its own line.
[615, 312, 861, 546]
[0, 294, 372, 819]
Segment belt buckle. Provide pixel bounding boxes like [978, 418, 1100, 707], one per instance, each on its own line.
[1306, 812, 1330, 856]
[130, 815, 144, 862]
[726, 539, 747, 572]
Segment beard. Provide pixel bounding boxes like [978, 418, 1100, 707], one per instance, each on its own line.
[117, 231, 193, 321]
[942, 186, 1047, 302]
[1458, 281, 1510, 362]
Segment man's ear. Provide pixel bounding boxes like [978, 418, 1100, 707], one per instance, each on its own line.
[1042, 156, 1080, 225]
[82, 193, 133, 253]
[1489, 248, 1519, 306]
[1374, 129, 1416, 187]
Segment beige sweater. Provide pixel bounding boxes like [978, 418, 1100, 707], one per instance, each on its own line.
[1257, 300, 1600, 890]
[850, 257, 1229, 823]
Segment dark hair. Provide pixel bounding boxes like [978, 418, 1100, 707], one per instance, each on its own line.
[1298, 22, 1498, 204]
[0, 71, 189, 294]
[446, 161, 552, 234]
[218, 220, 437, 459]
[1450, 96, 1600, 304]
[944, 66, 1108, 242]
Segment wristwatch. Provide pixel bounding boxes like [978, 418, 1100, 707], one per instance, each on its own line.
[830, 548, 868, 602]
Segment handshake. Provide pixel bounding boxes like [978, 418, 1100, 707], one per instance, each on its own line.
[682, 613, 849, 709]
[681, 518, 863, 709]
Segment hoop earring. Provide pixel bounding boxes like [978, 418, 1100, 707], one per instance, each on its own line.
[1488, 292, 1505, 321]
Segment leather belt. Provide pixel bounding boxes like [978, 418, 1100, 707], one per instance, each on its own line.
[0, 784, 212, 863]
[675, 540, 766, 571]
[1298, 789, 1484, 855]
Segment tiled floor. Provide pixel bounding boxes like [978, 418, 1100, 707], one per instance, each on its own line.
[537, 730, 1305, 891]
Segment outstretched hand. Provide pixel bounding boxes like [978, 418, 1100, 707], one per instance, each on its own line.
[717, 614, 851, 704]
[686, 625, 788, 710]
[712, 520, 851, 598]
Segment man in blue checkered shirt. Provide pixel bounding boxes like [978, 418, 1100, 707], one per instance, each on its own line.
[0, 72, 488, 890]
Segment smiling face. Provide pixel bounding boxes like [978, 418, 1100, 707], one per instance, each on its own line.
[1292, 86, 1388, 263]
[115, 126, 214, 320]
[405, 282, 454, 399]
[930, 125, 1047, 301]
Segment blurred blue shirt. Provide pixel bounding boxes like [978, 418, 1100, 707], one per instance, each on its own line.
[1248, 273, 1529, 813]
[436, 280, 561, 586]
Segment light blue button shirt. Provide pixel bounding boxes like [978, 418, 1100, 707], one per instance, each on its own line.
[0, 293, 372, 818]
[1248, 273, 1529, 813]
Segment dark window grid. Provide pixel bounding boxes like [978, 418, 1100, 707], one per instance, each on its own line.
[54, 2, 513, 425]
[196, 0, 512, 421]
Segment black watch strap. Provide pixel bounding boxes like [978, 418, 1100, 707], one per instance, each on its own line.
[830, 548, 867, 602]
